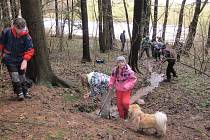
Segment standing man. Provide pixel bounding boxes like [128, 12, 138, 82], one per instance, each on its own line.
[160, 48, 177, 82]
[120, 30, 126, 52]
[139, 36, 151, 59]
[0, 18, 34, 100]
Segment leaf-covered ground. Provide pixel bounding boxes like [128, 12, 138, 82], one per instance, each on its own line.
[0, 38, 210, 140]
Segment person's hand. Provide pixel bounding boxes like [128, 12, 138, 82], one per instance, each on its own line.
[21, 60, 27, 70]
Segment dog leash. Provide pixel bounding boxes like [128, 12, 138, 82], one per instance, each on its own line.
[98, 89, 113, 116]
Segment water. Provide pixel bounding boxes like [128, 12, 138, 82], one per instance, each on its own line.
[43, 18, 188, 43]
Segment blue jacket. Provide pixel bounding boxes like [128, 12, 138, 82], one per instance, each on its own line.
[0, 27, 34, 65]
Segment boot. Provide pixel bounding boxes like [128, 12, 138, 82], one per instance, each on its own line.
[12, 82, 24, 100]
[22, 81, 32, 99]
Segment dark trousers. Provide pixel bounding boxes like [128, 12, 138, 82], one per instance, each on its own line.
[154, 49, 160, 60]
[6, 64, 28, 95]
[139, 48, 150, 59]
[166, 60, 177, 80]
[121, 42, 125, 52]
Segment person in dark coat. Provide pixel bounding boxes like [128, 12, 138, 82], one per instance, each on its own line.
[160, 49, 177, 82]
[0, 18, 34, 100]
[120, 30, 126, 52]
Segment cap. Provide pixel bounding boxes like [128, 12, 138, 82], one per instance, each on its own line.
[13, 18, 27, 29]
[116, 56, 126, 62]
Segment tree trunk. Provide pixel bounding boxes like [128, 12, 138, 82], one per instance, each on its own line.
[129, 0, 144, 72]
[152, 0, 158, 41]
[205, 21, 210, 48]
[67, 0, 71, 39]
[184, 0, 208, 53]
[98, 0, 105, 52]
[102, 0, 111, 51]
[143, 0, 151, 37]
[162, 0, 169, 42]
[55, 0, 60, 36]
[2, 0, 11, 27]
[174, 0, 186, 47]
[20, 0, 74, 88]
[70, 0, 74, 39]
[107, 0, 115, 40]
[123, 0, 131, 45]
[81, 0, 91, 62]
[10, 0, 19, 18]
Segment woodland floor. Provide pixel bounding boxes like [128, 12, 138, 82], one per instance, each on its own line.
[0, 38, 210, 140]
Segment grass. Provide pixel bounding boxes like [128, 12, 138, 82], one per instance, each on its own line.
[45, 130, 64, 140]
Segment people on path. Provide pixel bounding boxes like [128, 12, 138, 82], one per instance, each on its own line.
[109, 56, 137, 119]
[0, 18, 34, 101]
[120, 30, 126, 52]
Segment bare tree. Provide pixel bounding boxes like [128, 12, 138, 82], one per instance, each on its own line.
[107, 0, 115, 40]
[81, 0, 91, 62]
[184, 0, 208, 53]
[98, 0, 105, 52]
[162, 0, 169, 42]
[20, 0, 73, 87]
[143, 0, 151, 37]
[55, 0, 60, 36]
[102, 0, 112, 51]
[129, 0, 144, 72]
[2, 0, 11, 27]
[174, 0, 187, 47]
[123, 0, 131, 44]
[152, 0, 158, 41]
[10, 0, 19, 18]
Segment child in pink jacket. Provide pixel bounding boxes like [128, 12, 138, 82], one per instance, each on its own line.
[109, 56, 137, 119]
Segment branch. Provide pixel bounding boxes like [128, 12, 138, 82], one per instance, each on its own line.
[179, 61, 210, 77]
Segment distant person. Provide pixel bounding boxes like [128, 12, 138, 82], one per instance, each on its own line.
[160, 48, 177, 82]
[0, 18, 34, 100]
[120, 30, 126, 52]
[154, 37, 165, 61]
[139, 36, 151, 59]
[109, 56, 137, 119]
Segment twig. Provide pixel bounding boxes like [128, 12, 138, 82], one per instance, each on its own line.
[183, 124, 210, 137]
[0, 119, 54, 127]
[179, 61, 210, 77]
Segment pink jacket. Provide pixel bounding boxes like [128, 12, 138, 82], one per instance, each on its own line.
[109, 64, 137, 91]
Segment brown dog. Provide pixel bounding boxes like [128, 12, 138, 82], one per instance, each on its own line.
[128, 104, 167, 135]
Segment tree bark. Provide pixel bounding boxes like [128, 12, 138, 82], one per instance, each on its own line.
[107, 0, 115, 41]
[55, 0, 60, 36]
[129, 0, 144, 72]
[20, 0, 74, 88]
[162, 0, 169, 42]
[143, 0, 151, 37]
[98, 0, 104, 52]
[174, 0, 186, 47]
[10, 0, 19, 18]
[2, 0, 11, 27]
[102, 0, 112, 51]
[70, 0, 74, 39]
[123, 0, 132, 45]
[67, 0, 71, 39]
[81, 0, 91, 62]
[152, 0, 158, 41]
